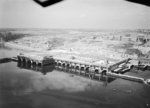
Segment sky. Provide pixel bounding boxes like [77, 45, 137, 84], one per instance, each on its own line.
[0, 0, 150, 29]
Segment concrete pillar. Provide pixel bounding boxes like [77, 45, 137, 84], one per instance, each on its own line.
[72, 63, 76, 72]
[55, 61, 57, 65]
[55, 60, 59, 69]
[17, 56, 21, 62]
[25, 59, 28, 63]
[78, 64, 81, 74]
[91, 66, 96, 78]
[65, 62, 69, 72]
[36, 61, 38, 66]
[32, 61, 36, 66]
[63, 62, 67, 71]
[19, 57, 22, 62]
[99, 66, 103, 74]
[22, 58, 26, 63]
[60, 61, 63, 70]
[70, 63, 73, 72]
[74, 63, 77, 73]
[85, 66, 89, 76]
[30, 60, 33, 64]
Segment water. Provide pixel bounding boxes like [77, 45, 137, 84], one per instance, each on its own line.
[0, 48, 150, 108]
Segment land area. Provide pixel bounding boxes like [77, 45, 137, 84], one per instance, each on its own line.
[0, 29, 150, 108]
[0, 28, 150, 66]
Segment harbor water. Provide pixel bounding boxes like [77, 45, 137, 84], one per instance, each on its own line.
[0, 47, 150, 108]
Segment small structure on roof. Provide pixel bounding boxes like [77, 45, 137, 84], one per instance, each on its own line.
[17, 52, 54, 65]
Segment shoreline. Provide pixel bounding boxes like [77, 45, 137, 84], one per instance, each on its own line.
[3, 42, 113, 65]
[4, 42, 43, 52]
[3, 42, 97, 63]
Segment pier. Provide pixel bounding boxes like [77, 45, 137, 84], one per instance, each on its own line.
[15, 53, 150, 85]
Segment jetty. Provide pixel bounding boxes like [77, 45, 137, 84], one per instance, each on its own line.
[16, 53, 150, 85]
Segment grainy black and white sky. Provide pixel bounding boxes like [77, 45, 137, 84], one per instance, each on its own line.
[0, 0, 150, 29]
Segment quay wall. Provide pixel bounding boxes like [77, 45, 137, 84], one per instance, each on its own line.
[16, 55, 150, 84]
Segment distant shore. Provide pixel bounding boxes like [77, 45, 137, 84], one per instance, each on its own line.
[3, 42, 111, 65]
[1, 29, 150, 66]
[5, 42, 43, 52]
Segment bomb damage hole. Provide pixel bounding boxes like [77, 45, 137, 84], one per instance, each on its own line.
[75, 66, 80, 70]
[95, 69, 99, 74]
[81, 67, 84, 71]
[55, 61, 57, 65]
[58, 62, 61, 66]
[66, 64, 70, 68]
[62, 63, 66, 67]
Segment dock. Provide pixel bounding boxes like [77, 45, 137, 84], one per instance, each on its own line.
[16, 53, 150, 85]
